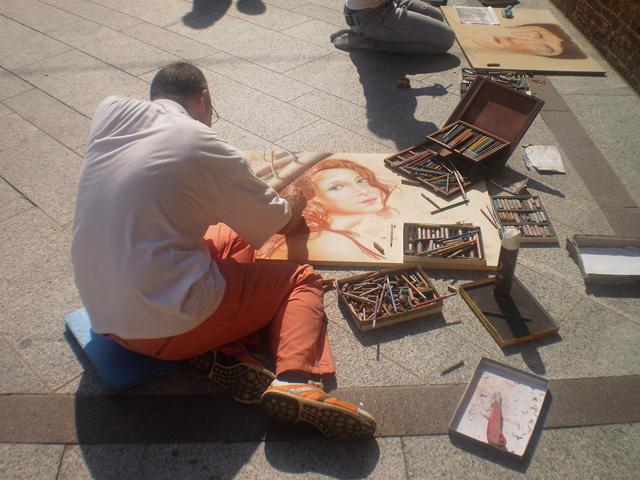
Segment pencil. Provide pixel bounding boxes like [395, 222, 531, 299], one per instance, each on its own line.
[421, 192, 441, 210]
[481, 208, 498, 229]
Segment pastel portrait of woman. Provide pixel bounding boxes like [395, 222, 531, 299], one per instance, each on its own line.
[469, 23, 587, 59]
[258, 158, 397, 262]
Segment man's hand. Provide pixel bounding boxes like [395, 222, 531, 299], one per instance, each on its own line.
[279, 188, 307, 235]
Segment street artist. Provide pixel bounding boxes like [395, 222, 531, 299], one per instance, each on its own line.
[331, 0, 455, 55]
[71, 62, 376, 439]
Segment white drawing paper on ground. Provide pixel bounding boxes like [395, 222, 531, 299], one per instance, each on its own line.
[455, 6, 500, 25]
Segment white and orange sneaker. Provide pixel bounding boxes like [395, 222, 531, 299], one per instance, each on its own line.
[190, 350, 275, 405]
[261, 382, 376, 439]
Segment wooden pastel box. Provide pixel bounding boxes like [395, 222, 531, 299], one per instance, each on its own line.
[427, 120, 510, 163]
[403, 223, 486, 269]
[491, 195, 558, 244]
[385, 78, 543, 197]
[384, 146, 487, 198]
[336, 266, 443, 332]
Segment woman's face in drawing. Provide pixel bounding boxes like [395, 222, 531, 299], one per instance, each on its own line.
[311, 167, 384, 215]
[471, 25, 563, 57]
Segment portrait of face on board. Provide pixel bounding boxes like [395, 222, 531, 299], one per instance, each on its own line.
[441, 7, 603, 73]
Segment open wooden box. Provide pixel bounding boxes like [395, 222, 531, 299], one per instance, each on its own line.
[492, 195, 558, 244]
[336, 266, 443, 332]
[385, 78, 544, 197]
[403, 222, 486, 269]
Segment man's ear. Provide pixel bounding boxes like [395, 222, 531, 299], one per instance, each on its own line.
[199, 89, 208, 115]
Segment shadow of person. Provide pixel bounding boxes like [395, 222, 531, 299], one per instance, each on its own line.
[73, 370, 265, 478]
[348, 50, 461, 150]
[237, 0, 266, 15]
[183, 0, 232, 29]
[264, 432, 380, 478]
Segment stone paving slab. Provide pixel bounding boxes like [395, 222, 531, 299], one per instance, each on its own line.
[214, 0, 311, 32]
[0, 0, 82, 33]
[0, 209, 82, 390]
[48, 18, 181, 76]
[169, 12, 332, 73]
[562, 94, 640, 205]
[0, 336, 46, 393]
[403, 423, 640, 479]
[0, 443, 64, 480]
[0, 113, 82, 224]
[0, 177, 33, 223]
[281, 19, 348, 49]
[53, 0, 142, 31]
[198, 51, 315, 102]
[121, 22, 217, 61]
[89, 0, 197, 28]
[0, 68, 33, 101]
[56, 439, 402, 480]
[275, 119, 391, 153]
[0, 17, 72, 71]
[14, 50, 150, 117]
[4, 89, 91, 151]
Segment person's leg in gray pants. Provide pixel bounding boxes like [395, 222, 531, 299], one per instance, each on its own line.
[335, 0, 455, 55]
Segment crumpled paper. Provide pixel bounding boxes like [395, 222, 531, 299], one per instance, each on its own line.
[523, 145, 565, 174]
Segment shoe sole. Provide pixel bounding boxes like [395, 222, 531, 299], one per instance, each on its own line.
[191, 353, 275, 405]
[261, 390, 376, 439]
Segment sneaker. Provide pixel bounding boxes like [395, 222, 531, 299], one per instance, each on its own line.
[190, 350, 275, 405]
[261, 383, 376, 439]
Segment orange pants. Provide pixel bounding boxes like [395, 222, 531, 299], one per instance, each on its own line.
[110, 224, 335, 376]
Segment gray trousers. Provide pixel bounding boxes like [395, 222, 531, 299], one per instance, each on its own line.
[348, 0, 455, 55]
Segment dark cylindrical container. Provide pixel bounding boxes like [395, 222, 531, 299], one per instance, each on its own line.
[493, 227, 521, 297]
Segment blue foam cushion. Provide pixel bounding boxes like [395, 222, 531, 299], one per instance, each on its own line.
[65, 308, 184, 394]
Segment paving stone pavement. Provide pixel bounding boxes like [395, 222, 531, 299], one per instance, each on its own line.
[0, 0, 639, 478]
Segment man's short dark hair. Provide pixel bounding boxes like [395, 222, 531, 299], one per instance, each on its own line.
[150, 62, 208, 107]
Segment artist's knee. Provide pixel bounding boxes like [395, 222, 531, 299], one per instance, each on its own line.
[295, 264, 323, 290]
[438, 26, 456, 53]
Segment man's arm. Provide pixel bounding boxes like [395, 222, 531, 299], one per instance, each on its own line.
[196, 131, 304, 248]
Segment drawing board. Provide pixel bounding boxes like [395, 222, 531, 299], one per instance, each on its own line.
[245, 151, 501, 269]
[442, 7, 604, 73]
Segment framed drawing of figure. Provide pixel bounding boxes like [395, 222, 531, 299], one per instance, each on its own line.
[245, 151, 502, 269]
[442, 7, 603, 74]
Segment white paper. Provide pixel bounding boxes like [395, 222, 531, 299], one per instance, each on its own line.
[523, 145, 566, 173]
[456, 371, 546, 457]
[455, 6, 500, 25]
[580, 246, 640, 276]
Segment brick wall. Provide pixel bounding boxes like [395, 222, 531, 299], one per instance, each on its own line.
[550, 0, 640, 92]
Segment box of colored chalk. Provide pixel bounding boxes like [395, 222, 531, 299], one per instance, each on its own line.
[336, 266, 443, 332]
[428, 120, 509, 163]
[403, 223, 486, 269]
[384, 78, 543, 198]
[491, 195, 558, 244]
[384, 146, 487, 198]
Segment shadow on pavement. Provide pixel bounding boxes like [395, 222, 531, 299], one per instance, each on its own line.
[182, 0, 231, 29]
[183, 0, 267, 29]
[73, 370, 379, 478]
[349, 50, 460, 150]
